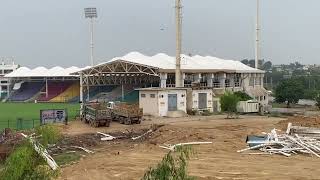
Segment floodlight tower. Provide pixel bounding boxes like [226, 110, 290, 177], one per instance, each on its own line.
[175, 0, 183, 87]
[84, 7, 97, 66]
[255, 0, 260, 69]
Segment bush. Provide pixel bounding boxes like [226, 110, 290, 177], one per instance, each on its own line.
[0, 143, 37, 180]
[0, 125, 61, 180]
[220, 92, 240, 119]
[234, 91, 252, 101]
[35, 124, 61, 147]
[142, 146, 195, 180]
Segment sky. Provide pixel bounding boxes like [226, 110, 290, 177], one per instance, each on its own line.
[0, 0, 319, 68]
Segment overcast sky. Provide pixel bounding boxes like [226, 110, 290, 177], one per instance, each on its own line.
[0, 0, 319, 68]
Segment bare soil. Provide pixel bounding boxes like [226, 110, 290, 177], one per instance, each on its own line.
[58, 115, 320, 180]
[277, 115, 320, 130]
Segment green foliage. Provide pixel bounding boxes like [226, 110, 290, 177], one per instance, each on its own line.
[315, 94, 320, 110]
[35, 124, 61, 147]
[303, 89, 319, 100]
[275, 79, 304, 107]
[220, 92, 240, 118]
[0, 125, 61, 180]
[0, 143, 38, 180]
[234, 91, 252, 101]
[142, 146, 195, 180]
[54, 152, 81, 166]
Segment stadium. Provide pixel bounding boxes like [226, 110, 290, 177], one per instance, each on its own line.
[0, 51, 267, 129]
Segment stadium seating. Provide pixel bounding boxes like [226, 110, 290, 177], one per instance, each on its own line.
[37, 82, 72, 102]
[9, 82, 44, 101]
[49, 82, 80, 103]
[115, 90, 139, 103]
[68, 85, 116, 103]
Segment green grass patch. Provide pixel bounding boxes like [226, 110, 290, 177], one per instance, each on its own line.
[0, 103, 80, 131]
[53, 152, 82, 166]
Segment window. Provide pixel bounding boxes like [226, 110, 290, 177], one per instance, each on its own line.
[141, 94, 146, 98]
[150, 94, 155, 98]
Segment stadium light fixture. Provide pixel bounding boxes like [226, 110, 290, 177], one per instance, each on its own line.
[84, 7, 97, 66]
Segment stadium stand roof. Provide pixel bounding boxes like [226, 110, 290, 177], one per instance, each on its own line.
[5, 66, 88, 78]
[76, 52, 264, 76]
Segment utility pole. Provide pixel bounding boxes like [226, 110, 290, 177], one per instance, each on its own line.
[255, 0, 260, 69]
[175, 0, 183, 87]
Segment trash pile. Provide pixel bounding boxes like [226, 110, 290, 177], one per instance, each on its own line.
[238, 123, 320, 157]
[0, 128, 25, 160]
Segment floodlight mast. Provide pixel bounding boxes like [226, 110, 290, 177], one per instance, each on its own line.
[255, 0, 260, 69]
[84, 8, 97, 67]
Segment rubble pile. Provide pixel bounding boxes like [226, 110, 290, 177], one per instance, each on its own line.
[238, 123, 320, 157]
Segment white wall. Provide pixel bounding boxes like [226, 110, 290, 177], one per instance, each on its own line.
[139, 89, 187, 117]
[158, 89, 187, 117]
[139, 91, 159, 116]
[190, 89, 213, 112]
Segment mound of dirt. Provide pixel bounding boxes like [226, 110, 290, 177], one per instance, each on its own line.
[277, 115, 320, 130]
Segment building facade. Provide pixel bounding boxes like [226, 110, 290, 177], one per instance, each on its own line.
[0, 61, 19, 99]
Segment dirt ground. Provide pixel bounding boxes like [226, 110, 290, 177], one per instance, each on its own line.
[58, 115, 320, 180]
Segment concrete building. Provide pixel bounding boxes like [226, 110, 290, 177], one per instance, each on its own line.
[187, 88, 214, 113]
[138, 88, 187, 117]
[0, 61, 19, 99]
[72, 52, 268, 114]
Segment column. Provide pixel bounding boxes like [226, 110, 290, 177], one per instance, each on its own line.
[79, 73, 84, 116]
[182, 73, 185, 87]
[86, 75, 90, 102]
[79, 73, 83, 103]
[45, 78, 48, 98]
[160, 73, 167, 88]
[229, 74, 235, 88]
[207, 73, 214, 87]
[194, 73, 201, 83]
[7, 84, 10, 99]
[261, 73, 264, 87]
[219, 73, 226, 88]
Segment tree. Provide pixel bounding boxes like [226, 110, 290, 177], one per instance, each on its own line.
[275, 79, 304, 107]
[220, 92, 240, 118]
[241, 59, 249, 65]
[234, 91, 252, 101]
[262, 61, 272, 71]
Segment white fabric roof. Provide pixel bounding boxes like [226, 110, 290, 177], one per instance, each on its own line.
[5, 66, 85, 78]
[84, 52, 264, 73]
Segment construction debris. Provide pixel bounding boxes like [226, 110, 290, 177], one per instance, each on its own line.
[238, 123, 320, 158]
[70, 146, 94, 154]
[97, 132, 118, 141]
[160, 142, 213, 151]
[21, 133, 59, 170]
[132, 129, 153, 141]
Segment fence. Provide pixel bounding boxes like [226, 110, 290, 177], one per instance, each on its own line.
[0, 119, 40, 131]
[0, 110, 80, 132]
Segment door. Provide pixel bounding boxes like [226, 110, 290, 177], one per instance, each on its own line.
[168, 94, 177, 111]
[198, 93, 207, 109]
